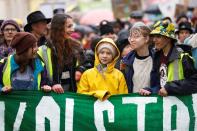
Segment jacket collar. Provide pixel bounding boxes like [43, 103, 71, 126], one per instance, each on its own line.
[154, 44, 183, 63]
[168, 45, 182, 62]
[122, 51, 136, 66]
[123, 48, 154, 66]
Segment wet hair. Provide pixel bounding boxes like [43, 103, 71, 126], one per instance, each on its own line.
[129, 22, 152, 47]
[130, 26, 151, 38]
[130, 22, 151, 38]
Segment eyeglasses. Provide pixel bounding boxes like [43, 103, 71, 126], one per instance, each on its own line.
[128, 35, 144, 42]
[3, 28, 17, 33]
[128, 35, 145, 40]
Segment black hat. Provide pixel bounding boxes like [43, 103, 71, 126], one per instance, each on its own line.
[24, 11, 51, 32]
[176, 22, 193, 34]
[99, 20, 114, 36]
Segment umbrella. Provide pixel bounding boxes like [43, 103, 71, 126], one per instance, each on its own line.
[80, 9, 114, 25]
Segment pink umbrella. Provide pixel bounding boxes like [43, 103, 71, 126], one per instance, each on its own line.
[80, 9, 114, 25]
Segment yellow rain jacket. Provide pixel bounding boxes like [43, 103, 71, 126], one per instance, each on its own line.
[77, 38, 128, 100]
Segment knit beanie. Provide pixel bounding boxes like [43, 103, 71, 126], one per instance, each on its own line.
[0, 19, 20, 32]
[11, 32, 37, 55]
[99, 20, 114, 36]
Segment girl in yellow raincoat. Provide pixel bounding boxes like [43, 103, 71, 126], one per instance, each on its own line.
[77, 38, 128, 101]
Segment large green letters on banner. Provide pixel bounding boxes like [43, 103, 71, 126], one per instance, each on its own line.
[0, 91, 196, 131]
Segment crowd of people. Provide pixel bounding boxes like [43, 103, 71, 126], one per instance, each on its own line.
[1, 8, 197, 100]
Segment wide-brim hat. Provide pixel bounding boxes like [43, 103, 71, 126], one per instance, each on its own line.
[24, 11, 51, 32]
[175, 21, 193, 34]
[150, 21, 176, 41]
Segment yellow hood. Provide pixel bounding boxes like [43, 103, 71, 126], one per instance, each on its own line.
[94, 38, 120, 72]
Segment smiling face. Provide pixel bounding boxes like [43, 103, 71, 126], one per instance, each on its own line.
[64, 18, 74, 39]
[152, 35, 170, 50]
[128, 27, 150, 51]
[129, 30, 147, 50]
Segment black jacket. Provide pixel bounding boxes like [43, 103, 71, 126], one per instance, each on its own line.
[151, 44, 197, 95]
[47, 38, 88, 92]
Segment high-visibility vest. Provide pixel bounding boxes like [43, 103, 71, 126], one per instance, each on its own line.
[167, 53, 193, 82]
[38, 45, 53, 82]
[1, 55, 44, 90]
[38, 45, 80, 83]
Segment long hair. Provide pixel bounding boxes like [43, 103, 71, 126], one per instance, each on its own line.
[50, 14, 73, 70]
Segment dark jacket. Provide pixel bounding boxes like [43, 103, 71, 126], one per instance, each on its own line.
[77, 49, 95, 72]
[176, 44, 192, 55]
[0, 41, 14, 59]
[38, 36, 47, 47]
[122, 49, 153, 93]
[150, 44, 197, 95]
[47, 38, 88, 92]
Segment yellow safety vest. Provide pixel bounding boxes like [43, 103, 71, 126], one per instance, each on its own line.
[167, 53, 193, 82]
[38, 45, 80, 83]
[1, 55, 44, 90]
[38, 45, 53, 82]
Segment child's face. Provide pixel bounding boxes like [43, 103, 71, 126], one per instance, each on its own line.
[98, 48, 113, 65]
